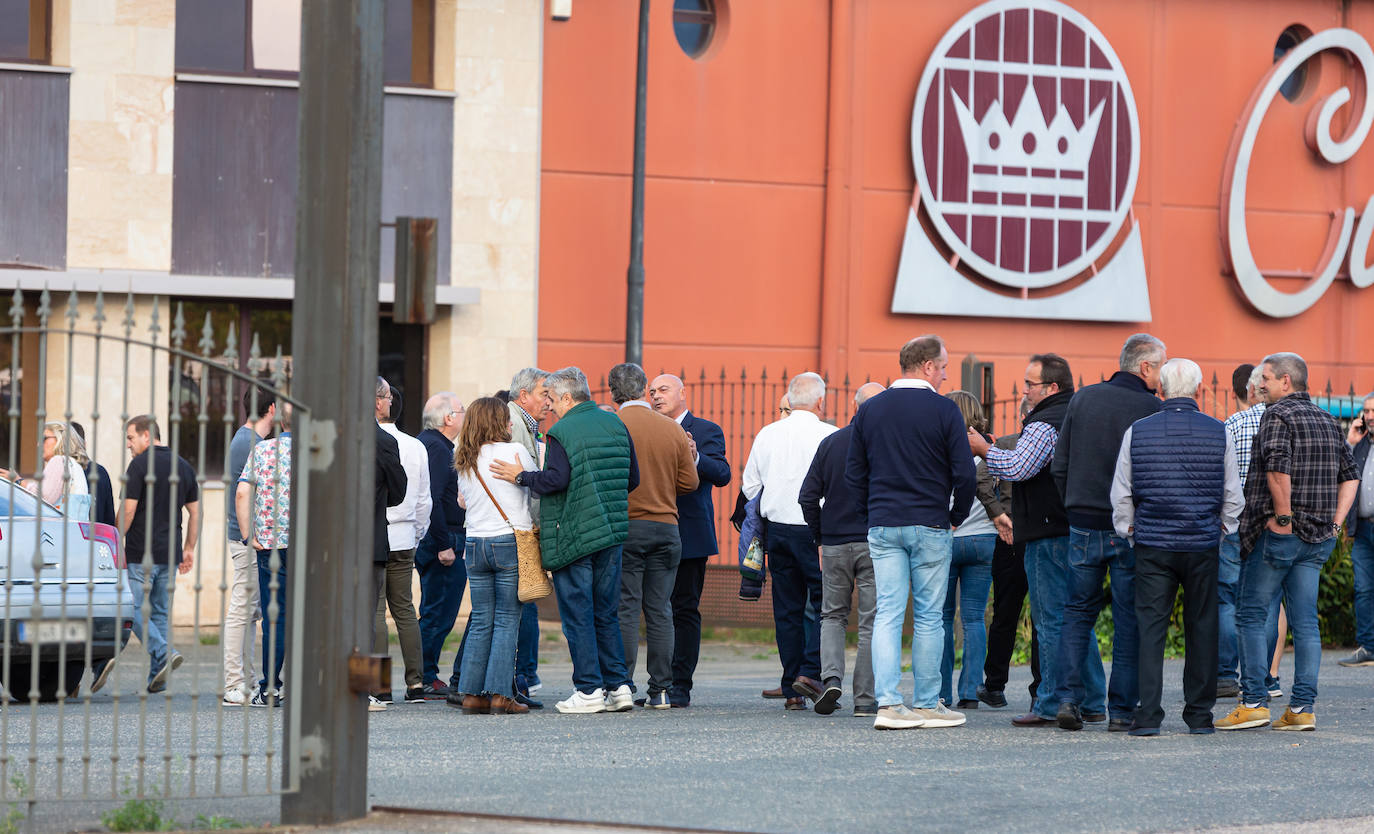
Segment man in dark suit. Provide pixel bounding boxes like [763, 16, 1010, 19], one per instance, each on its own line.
[650, 374, 731, 707]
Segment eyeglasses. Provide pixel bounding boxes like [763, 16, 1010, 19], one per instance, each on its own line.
[448, 408, 464, 418]
[378, 394, 393, 401]
[778, 407, 792, 416]
[1024, 380, 1052, 389]
[42, 435, 56, 444]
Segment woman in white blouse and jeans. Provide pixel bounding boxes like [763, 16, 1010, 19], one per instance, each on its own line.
[453, 397, 536, 715]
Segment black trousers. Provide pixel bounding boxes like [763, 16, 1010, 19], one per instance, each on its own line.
[669, 557, 708, 703]
[983, 537, 1039, 703]
[1133, 544, 1219, 730]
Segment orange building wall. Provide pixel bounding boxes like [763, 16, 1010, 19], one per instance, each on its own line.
[538, 0, 1374, 396]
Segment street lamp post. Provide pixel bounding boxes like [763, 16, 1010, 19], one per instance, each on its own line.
[626, 0, 650, 365]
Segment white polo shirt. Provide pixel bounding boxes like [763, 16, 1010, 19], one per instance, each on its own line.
[741, 410, 837, 526]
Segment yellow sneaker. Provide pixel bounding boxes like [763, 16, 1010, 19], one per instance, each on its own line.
[1216, 704, 1270, 730]
[1271, 707, 1316, 731]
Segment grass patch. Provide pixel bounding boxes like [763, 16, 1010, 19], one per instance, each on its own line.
[198, 632, 219, 646]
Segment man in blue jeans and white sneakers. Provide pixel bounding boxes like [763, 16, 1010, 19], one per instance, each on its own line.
[847, 335, 975, 731]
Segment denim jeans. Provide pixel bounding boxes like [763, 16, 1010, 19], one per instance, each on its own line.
[551, 544, 630, 695]
[619, 520, 682, 695]
[415, 531, 467, 686]
[516, 602, 540, 682]
[1217, 531, 1242, 682]
[1025, 536, 1105, 719]
[127, 562, 171, 683]
[766, 523, 823, 697]
[941, 534, 995, 704]
[1238, 530, 1331, 708]
[256, 549, 288, 693]
[1055, 527, 1136, 720]
[458, 535, 521, 697]
[870, 524, 952, 710]
[1350, 520, 1374, 652]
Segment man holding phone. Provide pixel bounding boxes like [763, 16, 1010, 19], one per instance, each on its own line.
[1339, 394, 1374, 668]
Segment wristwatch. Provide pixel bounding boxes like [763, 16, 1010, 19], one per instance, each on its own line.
[514, 471, 524, 487]
[1274, 514, 1292, 527]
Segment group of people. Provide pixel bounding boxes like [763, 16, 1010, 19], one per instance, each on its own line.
[749, 334, 1372, 734]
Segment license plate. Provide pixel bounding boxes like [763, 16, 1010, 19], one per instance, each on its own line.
[17, 621, 88, 644]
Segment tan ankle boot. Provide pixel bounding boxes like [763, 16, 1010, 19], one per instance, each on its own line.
[489, 694, 529, 715]
[460, 694, 491, 715]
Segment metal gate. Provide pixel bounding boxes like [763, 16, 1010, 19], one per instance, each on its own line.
[0, 288, 309, 816]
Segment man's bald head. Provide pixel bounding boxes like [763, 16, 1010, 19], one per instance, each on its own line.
[421, 391, 465, 439]
[855, 382, 885, 406]
[649, 373, 687, 419]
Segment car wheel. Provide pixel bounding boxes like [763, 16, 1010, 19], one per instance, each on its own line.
[2, 661, 76, 703]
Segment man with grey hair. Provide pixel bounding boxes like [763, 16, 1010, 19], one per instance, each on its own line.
[742, 371, 837, 710]
[1339, 390, 1374, 668]
[1046, 333, 1165, 732]
[490, 366, 641, 714]
[507, 367, 552, 704]
[1218, 364, 1265, 697]
[799, 381, 885, 716]
[1219, 352, 1358, 731]
[610, 363, 698, 708]
[415, 391, 466, 699]
[1111, 358, 1243, 735]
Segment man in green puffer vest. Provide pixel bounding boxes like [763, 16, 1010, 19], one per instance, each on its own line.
[491, 366, 642, 714]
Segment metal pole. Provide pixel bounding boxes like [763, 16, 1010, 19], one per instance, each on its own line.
[625, 0, 650, 365]
[282, 0, 385, 824]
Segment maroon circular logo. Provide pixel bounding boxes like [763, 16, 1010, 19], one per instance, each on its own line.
[911, 0, 1140, 289]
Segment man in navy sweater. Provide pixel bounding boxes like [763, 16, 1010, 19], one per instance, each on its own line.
[846, 336, 976, 731]
[799, 381, 885, 717]
[1048, 333, 1165, 732]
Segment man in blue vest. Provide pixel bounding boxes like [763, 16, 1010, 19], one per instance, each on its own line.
[1110, 359, 1243, 736]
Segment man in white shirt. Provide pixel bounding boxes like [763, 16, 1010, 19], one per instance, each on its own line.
[375, 378, 433, 704]
[742, 372, 837, 709]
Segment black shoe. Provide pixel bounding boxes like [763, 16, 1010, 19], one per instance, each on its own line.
[956, 699, 980, 710]
[404, 687, 427, 703]
[445, 690, 465, 709]
[514, 690, 543, 710]
[1107, 717, 1132, 732]
[374, 691, 394, 704]
[1127, 724, 1161, 737]
[633, 697, 647, 707]
[977, 685, 1007, 709]
[421, 680, 450, 700]
[1057, 702, 1084, 731]
[1216, 679, 1240, 699]
[1082, 711, 1106, 723]
[814, 678, 842, 716]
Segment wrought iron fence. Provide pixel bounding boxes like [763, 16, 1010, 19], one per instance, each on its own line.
[0, 288, 309, 817]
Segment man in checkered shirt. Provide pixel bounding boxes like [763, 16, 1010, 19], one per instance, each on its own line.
[1216, 364, 1265, 699]
[1218, 353, 1358, 732]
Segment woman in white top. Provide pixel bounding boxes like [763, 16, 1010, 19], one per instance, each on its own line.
[0, 421, 90, 514]
[942, 391, 1006, 709]
[453, 397, 535, 715]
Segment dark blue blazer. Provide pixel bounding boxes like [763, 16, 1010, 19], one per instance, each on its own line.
[677, 411, 731, 560]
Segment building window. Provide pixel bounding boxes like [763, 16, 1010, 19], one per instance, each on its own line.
[1274, 25, 1315, 104]
[171, 300, 292, 479]
[175, 0, 434, 86]
[0, 0, 49, 63]
[672, 0, 716, 59]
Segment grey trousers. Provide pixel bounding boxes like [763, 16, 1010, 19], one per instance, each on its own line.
[619, 519, 682, 695]
[820, 540, 876, 709]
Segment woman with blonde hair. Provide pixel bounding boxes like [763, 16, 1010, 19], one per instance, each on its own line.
[940, 391, 1006, 709]
[0, 421, 90, 513]
[451, 396, 536, 715]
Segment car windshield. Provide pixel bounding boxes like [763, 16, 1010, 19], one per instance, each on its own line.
[0, 484, 62, 519]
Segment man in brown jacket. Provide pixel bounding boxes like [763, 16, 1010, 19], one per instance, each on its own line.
[610, 362, 700, 708]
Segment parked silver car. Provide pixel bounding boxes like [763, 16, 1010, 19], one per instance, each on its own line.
[1, 485, 132, 701]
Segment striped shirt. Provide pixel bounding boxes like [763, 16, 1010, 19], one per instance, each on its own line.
[985, 421, 1057, 482]
[1224, 402, 1266, 484]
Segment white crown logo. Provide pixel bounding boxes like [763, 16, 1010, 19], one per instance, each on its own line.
[950, 86, 1104, 199]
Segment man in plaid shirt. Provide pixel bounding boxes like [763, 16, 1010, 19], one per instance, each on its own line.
[1218, 353, 1358, 732]
[1216, 364, 1265, 698]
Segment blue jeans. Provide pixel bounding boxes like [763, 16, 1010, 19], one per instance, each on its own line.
[256, 549, 287, 693]
[551, 544, 630, 695]
[516, 602, 540, 683]
[1217, 532, 1242, 682]
[1350, 521, 1374, 651]
[941, 534, 995, 704]
[1237, 530, 1331, 708]
[1025, 536, 1105, 719]
[458, 535, 521, 697]
[415, 532, 467, 686]
[127, 563, 171, 682]
[870, 525, 952, 710]
[1056, 527, 1136, 720]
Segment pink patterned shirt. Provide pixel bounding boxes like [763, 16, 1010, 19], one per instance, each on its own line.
[240, 434, 292, 550]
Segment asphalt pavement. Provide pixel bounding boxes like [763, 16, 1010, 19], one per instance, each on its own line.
[8, 636, 1374, 833]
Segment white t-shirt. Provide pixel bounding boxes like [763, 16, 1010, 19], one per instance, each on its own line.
[456, 442, 536, 538]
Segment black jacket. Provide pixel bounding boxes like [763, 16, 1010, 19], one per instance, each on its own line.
[1013, 391, 1072, 543]
[374, 425, 406, 564]
[417, 428, 464, 551]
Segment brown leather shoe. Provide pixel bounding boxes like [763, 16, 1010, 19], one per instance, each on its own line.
[792, 675, 824, 702]
[784, 697, 807, 711]
[489, 694, 529, 715]
[1012, 712, 1054, 726]
[461, 695, 491, 715]
[762, 687, 785, 699]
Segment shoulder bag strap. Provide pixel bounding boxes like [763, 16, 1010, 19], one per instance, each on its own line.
[474, 469, 517, 532]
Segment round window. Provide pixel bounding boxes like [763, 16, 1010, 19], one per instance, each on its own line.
[1273, 25, 1316, 103]
[672, 0, 716, 59]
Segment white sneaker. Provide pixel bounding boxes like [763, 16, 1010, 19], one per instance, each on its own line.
[874, 704, 925, 730]
[912, 702, 967, 728]
[604, 684, 634, 712]
[222, 688, 250, 707]
[368, 695, 387, 712]
[556, 688, 607, 714]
